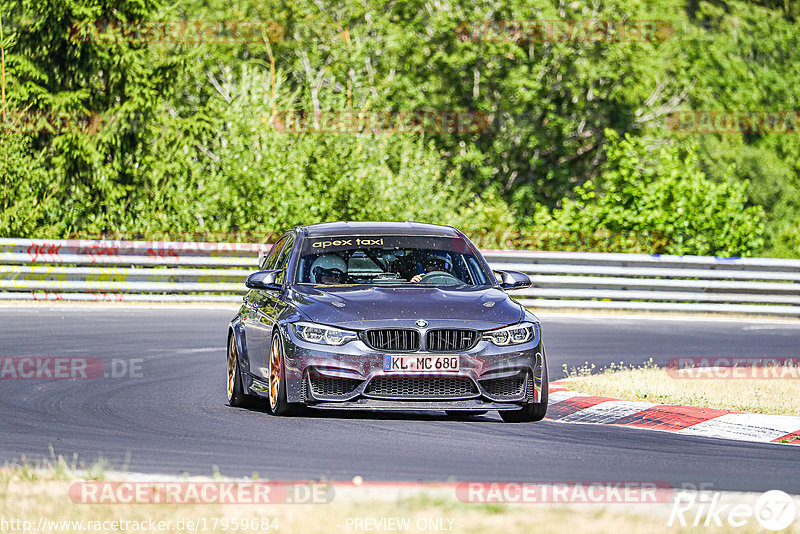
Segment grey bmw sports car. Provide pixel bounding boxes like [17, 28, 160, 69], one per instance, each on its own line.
[227, 221, 548, 422]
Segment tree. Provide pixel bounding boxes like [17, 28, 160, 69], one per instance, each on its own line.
[547, 130, 765, 256]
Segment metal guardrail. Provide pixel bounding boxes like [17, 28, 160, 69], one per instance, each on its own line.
[0, 238, 266, 303]
[483, 250, 800, 316]
[1, 238, 799, 316]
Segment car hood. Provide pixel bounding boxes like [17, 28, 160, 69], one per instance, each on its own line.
[289, 285, 524, 330]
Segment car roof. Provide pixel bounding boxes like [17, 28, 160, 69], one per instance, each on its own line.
[297, 221, 461, 238]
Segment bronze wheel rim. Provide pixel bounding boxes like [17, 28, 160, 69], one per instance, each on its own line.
[227, 335, 236, 401]
[269, 336, 281, 409]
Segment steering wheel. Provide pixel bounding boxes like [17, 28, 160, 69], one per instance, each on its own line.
[417, 271, 461, 285]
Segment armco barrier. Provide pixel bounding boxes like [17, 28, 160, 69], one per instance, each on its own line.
[0, 238, 799, 316]
[0, 238, 268, 303]
[483, 250, 800, 316]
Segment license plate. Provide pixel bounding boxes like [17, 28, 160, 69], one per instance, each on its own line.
[383, 355, 460, 372]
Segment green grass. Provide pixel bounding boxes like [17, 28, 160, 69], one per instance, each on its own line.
[558, 360, 800, 416]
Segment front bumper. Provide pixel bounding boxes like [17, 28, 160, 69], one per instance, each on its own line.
[274, 323, 546, 410]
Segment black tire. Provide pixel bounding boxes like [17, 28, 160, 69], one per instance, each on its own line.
[500, 357, 549, 423]
[499, 401, 547, 423]
[445, 411, 488, 419]
[267, 332, 298, 416]
[227, 333, 261, 408]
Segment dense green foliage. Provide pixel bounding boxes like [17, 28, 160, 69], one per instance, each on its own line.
[0, 0, 797, 256]
[543, 130, 765, 255]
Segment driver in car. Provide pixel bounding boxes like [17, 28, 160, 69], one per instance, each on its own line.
[311, 254, 348, 285]
[410, 254, 452, 283]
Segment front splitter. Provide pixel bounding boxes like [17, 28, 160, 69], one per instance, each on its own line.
[308, 399, 525, 411]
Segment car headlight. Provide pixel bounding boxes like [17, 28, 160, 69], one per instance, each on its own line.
[483, 322, 537, 346]
[294, 322, 358, 346]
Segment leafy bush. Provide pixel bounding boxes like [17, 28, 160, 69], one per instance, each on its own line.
[530, 130, 765, 256]
[0, 134, 62, 237]
[185, 65, 519, 246]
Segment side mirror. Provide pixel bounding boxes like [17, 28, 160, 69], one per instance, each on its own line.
[494, 270, 532, 290]
[245, 270, 282, 291]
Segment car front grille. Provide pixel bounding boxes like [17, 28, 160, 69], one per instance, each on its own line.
[480, 373, 526, 399]
[308, 376, 362, 398]
[362, 329, 420, 352]
[365, 377, 478, 399]
[425, 329, 480, 352]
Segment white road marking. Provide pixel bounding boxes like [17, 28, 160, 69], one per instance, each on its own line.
[548, 390, 590, 404]
[677, 413, 800, 442]
[559, 400, 659, 424]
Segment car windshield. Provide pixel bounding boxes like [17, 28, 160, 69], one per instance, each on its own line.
[295, 235, 492, 287]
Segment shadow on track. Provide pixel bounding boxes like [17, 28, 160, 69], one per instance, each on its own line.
[224, 402, 501, 423]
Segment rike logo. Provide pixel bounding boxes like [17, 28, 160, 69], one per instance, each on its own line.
[669, 488, 796, 530]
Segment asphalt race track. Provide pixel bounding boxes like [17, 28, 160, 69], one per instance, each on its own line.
[1, 306, 799, 492]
